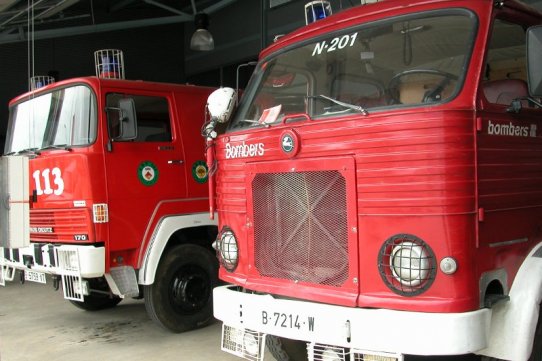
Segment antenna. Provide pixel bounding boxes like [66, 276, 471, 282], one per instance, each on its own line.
[27, 0, 37, 92]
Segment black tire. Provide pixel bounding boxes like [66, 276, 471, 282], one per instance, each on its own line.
[266, 335, 308, 361]
[144, 244, 218, 333]
[69, 277, 122, 311]
[529, 303, 542, 361]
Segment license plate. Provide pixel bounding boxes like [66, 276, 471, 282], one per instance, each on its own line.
[261, 310, 316, 332]
[24, 270, 46, 284]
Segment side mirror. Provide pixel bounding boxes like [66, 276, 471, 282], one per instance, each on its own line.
[118, 98, 137, 140]
[207, 87, 237, 124]
[527, 25, 542, 97]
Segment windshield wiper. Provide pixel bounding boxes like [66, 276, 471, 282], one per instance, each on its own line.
[4, 145, 70, 156]
[37, 144, 72, 153]
[313, 94, 368, 115]
[10, 147, 39, 156]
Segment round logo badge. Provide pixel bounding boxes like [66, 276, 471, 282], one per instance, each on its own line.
[280, 130, 300, 157]
[192, 160, 208, 184]
[138, 161, 159, 186]
[282, 134, 294, 153]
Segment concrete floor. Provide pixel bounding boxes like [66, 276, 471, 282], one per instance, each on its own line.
[0, 277, 274, 361]
[0, 277, 485, 361]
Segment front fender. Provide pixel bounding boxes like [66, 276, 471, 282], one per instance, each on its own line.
[138, 212, 218, 285]
[478, 242, 542, 361]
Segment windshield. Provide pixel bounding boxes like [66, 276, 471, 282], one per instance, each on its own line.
[230, 9, 476, 130]
[5, 85, 97, 154]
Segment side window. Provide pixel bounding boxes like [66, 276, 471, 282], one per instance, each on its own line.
[483, 20, 532, 106]
[106, 93, 172, 142]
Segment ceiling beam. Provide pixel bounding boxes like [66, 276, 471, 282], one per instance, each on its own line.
[110, 0, 137, 12]
[143, 0, 191, 17]
[35, 0, 80, 20]
[0, 0, 18, 12]
[0, 14, 190, 44]
[0, 0, 47, 28]
[0, 0, 240, 44]
[203, 0, 237, 14]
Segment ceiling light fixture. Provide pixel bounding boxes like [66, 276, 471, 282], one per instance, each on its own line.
[190, 13, 214, 51]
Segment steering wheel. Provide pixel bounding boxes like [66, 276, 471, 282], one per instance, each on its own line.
[388, 69, 458, 104]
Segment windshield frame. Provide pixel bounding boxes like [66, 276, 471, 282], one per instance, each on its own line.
[4, 83, 98, 155]
[228, 8, 479, 132]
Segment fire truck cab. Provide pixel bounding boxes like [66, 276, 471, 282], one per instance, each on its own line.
[0, 50, 218, 333]
[205, 0, 542, 360]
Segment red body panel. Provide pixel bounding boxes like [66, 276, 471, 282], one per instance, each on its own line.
[10, 77, 213, 271]
[213, 0, 542, 315]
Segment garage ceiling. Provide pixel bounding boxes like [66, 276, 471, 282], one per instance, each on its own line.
[1, 0, 542, 45]
[0, 0, 238, 44]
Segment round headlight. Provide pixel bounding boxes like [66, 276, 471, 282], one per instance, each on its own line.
[391, 241, 429, 286]
[378, 234, 436, 296]
[217, 227, 238, 272]
[242, 332, 260, 356]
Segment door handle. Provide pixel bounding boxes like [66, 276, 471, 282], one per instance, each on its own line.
[168, 160, 184, 165]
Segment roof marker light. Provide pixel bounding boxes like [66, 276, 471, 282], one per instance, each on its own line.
[94, 49, 125, 79]
[30, 76, 55, 90]
[305, 1, 331, 25]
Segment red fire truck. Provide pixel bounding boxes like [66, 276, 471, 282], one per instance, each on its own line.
[204, 0, 542, 360]
[0, 50, 218, 333]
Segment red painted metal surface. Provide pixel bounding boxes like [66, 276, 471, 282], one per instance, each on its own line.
[9, 77, 214, 271]
[212, 0, 542, 315]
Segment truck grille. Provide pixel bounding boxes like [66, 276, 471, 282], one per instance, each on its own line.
[30, 208, 92, 243]
[252, 171, 348, 287]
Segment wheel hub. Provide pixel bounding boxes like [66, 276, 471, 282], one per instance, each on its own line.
[170, 265, 210, 313]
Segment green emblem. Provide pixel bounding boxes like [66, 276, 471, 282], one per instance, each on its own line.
[192, 160, 208, 183]
[138, 161, 159, 186]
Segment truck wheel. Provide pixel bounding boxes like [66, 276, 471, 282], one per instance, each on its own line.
[266, 335, 308, 361]
[69, 277, 122, 311]
[529, 303, 542, 360]
[144, 244, 218, 333]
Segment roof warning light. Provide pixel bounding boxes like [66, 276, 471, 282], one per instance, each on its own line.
[94, 49, 125, 79]
[30, 76, 55, 90]
[304, 1, 332, 25]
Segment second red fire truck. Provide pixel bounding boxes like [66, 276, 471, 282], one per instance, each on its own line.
[0, 50, 218, 333]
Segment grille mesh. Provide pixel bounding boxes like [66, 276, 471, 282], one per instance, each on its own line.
[253, 171, 348, 286]
[30, 208, 91, 242]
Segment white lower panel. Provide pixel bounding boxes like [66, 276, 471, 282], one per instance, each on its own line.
[213, 285, 491, 356]
[0, 244, 105, 278]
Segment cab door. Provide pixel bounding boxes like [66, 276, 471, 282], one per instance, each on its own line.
[103, 91, 187, 254]
[477, 16, 542, 250]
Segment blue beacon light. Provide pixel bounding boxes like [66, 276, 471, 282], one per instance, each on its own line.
[304, 1, 332, 25]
